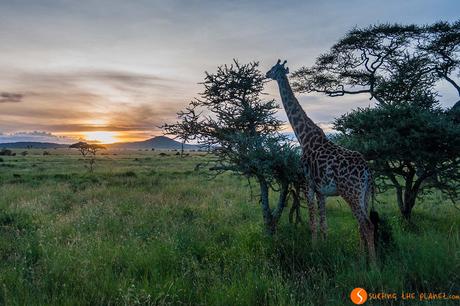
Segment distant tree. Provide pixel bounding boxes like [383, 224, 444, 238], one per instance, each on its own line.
[164, 61, 304, 233]
[293, 21, 460, 220]
[69, 142, 106, 173]
[166, 105, 200, 157]
[0, 149, 13, 156]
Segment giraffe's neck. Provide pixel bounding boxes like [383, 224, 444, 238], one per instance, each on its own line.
[275, 75, 326, 152]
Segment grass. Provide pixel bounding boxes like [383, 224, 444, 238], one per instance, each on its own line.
[0, 149, 458, 305]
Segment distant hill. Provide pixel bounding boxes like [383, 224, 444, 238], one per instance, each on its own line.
[0, 142, 68, 149]
[108, 136, 201, 150]
[0, 136, 202, 150]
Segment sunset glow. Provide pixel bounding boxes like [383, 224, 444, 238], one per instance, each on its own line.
[87, 119, 108, 127]
[82, 131, 119, 144]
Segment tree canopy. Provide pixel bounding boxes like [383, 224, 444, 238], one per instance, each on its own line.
[334, 104, 459, 219]
[292, 21, 460, 106]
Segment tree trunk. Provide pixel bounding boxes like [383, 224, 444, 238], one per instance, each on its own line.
[289, 183, 302, 224]
[272, 182, 289, 223]
[400, 173, 425, 221]
[387, 162, 431, 221]
[400, 191, 417, 220]
[258, 178, 289, 234]
[389, 166, 424, 221]
[259, 179, 275, 234]
[89, 158, 95, 173]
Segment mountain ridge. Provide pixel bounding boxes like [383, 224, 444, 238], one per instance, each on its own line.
[107, 136, 201, 150]
[0, 136, 201, 150]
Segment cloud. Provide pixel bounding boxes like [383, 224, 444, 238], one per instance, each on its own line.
[13, 69, 176, 98]
[107, 102, 185, 131]
[0, 69, 187, 137]
[77, 70, 172, 89]
[0, 131, 77, 144]
[0, 92, 23, 103]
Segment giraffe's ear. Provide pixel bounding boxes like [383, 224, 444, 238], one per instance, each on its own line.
[285, 67, 289, 74]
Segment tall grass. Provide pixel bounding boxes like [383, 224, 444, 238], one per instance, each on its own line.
[0, 150, 458, 305]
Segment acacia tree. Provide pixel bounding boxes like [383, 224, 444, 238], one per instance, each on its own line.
[163, 61, 304, 233]
[69, 142, 106, 173]
[292, 22, 460, 105]
[293, 21, 460, 220]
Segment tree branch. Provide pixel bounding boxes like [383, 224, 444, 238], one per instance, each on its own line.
[441, 72, 460, 97]
[311, 88, 371, 97]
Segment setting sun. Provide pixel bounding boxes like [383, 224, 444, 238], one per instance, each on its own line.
[83, 131, 119, 144]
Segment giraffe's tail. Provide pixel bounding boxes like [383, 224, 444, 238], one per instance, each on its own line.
[368, 179, 395, 256]
[369, 209, 379, 245]
[369, 176, 376, 212]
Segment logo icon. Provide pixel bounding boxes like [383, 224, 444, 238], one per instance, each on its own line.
[350, 288, 368, 305]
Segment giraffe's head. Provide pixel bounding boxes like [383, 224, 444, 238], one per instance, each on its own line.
[266, 59, 289, 80]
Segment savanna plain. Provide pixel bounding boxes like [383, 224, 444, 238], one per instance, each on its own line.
[0, 149, 458, 305]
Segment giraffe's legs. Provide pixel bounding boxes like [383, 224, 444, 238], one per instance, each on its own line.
[317, 193, 327, 238]
[358, 229, 366, 252]
[363, 219, 376, 262]
[357, 217, 376, 263]
[360, 180, 377, 262]
[305, 185, 318, 243]
[345, 196, 377, 262]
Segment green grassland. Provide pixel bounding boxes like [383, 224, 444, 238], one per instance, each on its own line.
[0, 150, 458, 305]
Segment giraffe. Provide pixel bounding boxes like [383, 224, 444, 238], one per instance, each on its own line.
[266, 60, 376, 260]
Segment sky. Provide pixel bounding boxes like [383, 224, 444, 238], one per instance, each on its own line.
[0, 0, 459, 144]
